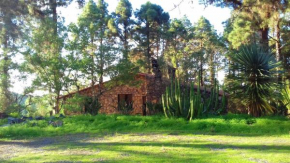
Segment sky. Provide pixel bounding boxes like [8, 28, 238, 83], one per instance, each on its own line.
[11, 0, 232, 94]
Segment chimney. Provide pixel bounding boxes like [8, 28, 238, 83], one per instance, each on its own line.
[151, 58, 162, 79]
[168, 66, 176, 80]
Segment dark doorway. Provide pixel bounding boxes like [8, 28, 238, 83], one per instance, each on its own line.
[142, 96, 147, 116]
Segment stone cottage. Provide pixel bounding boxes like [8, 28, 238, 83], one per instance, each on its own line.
[59, 73, 166, 115]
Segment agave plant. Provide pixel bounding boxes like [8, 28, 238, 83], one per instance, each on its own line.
[229, 44, 278, 117]
[281, 80, 290, 113]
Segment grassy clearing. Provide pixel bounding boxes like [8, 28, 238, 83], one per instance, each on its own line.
[1, 133, 290, 163]
[0, 114, 289, 162]
[0, 114, 289, 139]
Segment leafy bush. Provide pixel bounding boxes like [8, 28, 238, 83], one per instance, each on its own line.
[25, 95, 53, 117]
[84, 97, 101, 115]
[0, 119, 7, 126]
[146, 102, 163, 115]
[281, 80, 290, 115]
[62, 93, 87, 113]
[9, 112, 20, 118]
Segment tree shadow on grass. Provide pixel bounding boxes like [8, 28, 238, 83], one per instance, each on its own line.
[53, 141, 290, 153]
[2, 134, 288, 153]
[0, 132, 289, 163]
[0, 141, 256, 163]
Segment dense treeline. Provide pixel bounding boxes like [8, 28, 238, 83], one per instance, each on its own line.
[0, 0, 289, 117]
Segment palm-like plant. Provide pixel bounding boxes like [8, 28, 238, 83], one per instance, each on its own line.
[228, 44, 278, 117]
[281, 80, 290, 112]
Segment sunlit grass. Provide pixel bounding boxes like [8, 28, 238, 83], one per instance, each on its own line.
[0, 114, 289, 162]
[1, 134, 290, 163]
[0, 114, 289, 139]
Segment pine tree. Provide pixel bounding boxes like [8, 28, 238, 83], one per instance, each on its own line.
[134, 2, 170, 73]
[107, 0, 139, 86]
[193, 17, 222, 85]
[68, 0, 116, 96]
[23, 0, 81, 113]
[0, 0, 29, 112]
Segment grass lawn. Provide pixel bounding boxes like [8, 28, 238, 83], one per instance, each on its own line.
[0, 114, 289, 162]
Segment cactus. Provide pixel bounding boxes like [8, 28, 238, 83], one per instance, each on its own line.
[162, 76, 226, 121]
[219, 86, 227, 114]
[162, 95, 168, 118]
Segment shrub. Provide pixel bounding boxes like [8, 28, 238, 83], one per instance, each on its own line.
[25, 95, 53, 117]
[84, 97, 101, 115]
[62, 93, 87, 113]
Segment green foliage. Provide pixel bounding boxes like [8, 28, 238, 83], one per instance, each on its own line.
[9, 112, 20, 118]
[62, 94, 87, 113]
[164, 17, 191, 80]
[68, 0, 116, 89]
[282, 80, 290, 110]
[146, 102, 163, 115]
[0, 0, 29, 112]
[134, 2, 170, 72]
[108, 59, 140, 87]
[23, 14, 68, 114]
[0, 118, 7, 126]
[280, 80, 290, 116]
[228, 17, 255, 49]
[84, 97, 101, 115]
[227, 44, 279, 117]
[0, 114, 289, 139]
[25, 95, 53, 117]
[162, 78, 226, 121]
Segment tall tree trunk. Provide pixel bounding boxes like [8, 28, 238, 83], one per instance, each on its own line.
[50, 0, 57, 35]
[200, 58, 203, 86]
[100, 36, 104, 84]
[90, 36, 96, 104]
[260, 27, 269, 49]
[1, 35, 11, 112]
[146, 22, 151, 73]
[156, 30, 160, 60]
[199, 43, 204, 86]
[124, 23, 128, 60]
[50, 0, 62, 114]
[209, 52, 215, 86]
[275, 19, 282, 83]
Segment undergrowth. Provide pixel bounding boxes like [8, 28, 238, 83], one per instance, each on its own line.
[0, 114, 289, 139]
[0, 119, 7, 126]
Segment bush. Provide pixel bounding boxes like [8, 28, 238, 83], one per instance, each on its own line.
[84, 97, 101, 115]
[62, 93, 87, 113]
[146, 102, 163, 115]
[25, 95, 53, 117]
